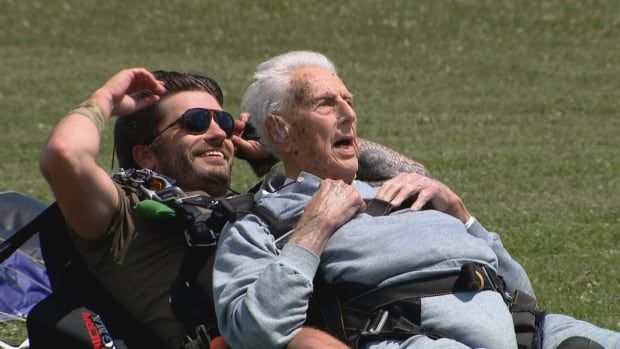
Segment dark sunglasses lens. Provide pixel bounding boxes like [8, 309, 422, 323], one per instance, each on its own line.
[214, 112, 235, 138]
[183, 109, 211, 134]
[182, 109, 234, 138]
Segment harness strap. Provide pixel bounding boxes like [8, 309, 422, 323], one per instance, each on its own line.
[364, 199, 394, 216]
[339, 264, 498, 308]
[0, 203, 59, 264]
[510, 290, 545, 349]
[313, 263, 505, 346]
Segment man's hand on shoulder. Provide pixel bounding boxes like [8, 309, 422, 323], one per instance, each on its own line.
[375, 172, 471, 223]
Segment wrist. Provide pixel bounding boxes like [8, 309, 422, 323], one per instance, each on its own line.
[87, 89, 115, 117]
[447, 200, 471, 224]
[289, 219, 334, 256]
[67, 101, 107, 134]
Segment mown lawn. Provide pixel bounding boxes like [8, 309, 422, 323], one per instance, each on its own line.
[1, 0, 618, 345]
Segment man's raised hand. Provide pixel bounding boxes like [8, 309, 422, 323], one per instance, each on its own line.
[88, 68, 166, 117]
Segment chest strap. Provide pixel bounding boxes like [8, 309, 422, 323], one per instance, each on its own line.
[311, 263, 507, 346]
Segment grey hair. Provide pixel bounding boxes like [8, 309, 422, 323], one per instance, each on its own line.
[241, 51, 337, 154]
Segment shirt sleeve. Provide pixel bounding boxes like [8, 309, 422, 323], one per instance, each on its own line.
[213, 213, 320, 349]
[69, 183, 136, 266]
[465, 218, 536, 298]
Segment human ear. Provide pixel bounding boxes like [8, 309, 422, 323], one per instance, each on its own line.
[132, 145, 158, 170]
[265, 115, 290, 143]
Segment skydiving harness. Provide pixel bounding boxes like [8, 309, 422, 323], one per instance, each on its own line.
[109, 169, 303, 348]
[111, 168, 545, 349]
[308, 265, 544, 349]
[110, 168, 236, 349]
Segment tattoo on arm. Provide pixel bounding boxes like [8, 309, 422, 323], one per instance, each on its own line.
[357, 138, 429, 185]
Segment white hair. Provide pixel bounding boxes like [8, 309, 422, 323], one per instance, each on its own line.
[241, 51, 337, 154]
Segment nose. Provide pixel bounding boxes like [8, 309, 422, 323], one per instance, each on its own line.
[337, 97, 357, 123]
[202, 118, 228, 144]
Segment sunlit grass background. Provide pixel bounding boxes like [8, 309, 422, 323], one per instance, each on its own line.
[1, 0, 618, 344]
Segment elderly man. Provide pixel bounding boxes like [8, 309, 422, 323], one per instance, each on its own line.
[213, 51, 619, 349]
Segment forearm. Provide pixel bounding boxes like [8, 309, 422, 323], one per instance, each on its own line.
[214, 220, 320, 348]
[288, 213, 334, 256]
[287, 327, 348, 349]
[40, 97, 118, 239]
[357, 138, 429, 184]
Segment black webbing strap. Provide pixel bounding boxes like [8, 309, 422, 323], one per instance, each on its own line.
[171, 195, 236, 346]
[364, 199, 394, 216]
[313, 263, 503, 345]
[339, 264, 497, 308]
[511, 290, 545, 349]
[0, 203, 59, 264]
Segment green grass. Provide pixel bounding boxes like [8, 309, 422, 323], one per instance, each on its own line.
[1, 0, 618, 344]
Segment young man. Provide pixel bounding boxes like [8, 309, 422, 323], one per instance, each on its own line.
[40, 67, 428, 348]
[213, 51, 619, 349]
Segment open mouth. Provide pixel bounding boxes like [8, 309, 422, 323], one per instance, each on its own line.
[197, 150, 225, 158]
[334, 138, 354, 148]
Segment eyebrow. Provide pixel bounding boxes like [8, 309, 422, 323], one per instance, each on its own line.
[313, 92, 336, 101]
[312, 91, 353, 101]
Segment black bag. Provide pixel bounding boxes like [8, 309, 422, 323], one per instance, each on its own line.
[0, 193, 160, 348]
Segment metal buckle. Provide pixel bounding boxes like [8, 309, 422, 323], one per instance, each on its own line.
[184, 226, 218, 247]
[478, 266, 496, 291]
[479, 266, 514, 305]
[361, 309, 389, 335]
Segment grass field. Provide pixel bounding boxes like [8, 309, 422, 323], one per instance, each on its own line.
[1, 0, 618, 345]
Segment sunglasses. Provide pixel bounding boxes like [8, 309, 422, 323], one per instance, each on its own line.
[145, 108, 235, 146]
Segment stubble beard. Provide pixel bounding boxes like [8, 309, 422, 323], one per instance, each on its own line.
[155, 148, 231, 197]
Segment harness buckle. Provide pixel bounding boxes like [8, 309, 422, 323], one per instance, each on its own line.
[361, 309, 389, 336]
[184, 226, 218, 247]
[478, 265, 515, 305]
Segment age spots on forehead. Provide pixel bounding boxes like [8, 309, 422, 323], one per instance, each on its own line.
[289, 67, 339, 107]
[290, 75, 312, 106]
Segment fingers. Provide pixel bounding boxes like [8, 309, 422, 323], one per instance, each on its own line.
[232, 136, 273, 160]
[135, 69, 166, 93]
[132, 93, 162, 111]
[238, 112, 250, 124]
[101, 68, 167, 117]
[315, 179, 365, 220]
[376, 173, 425, 208]
[375, 172, 472, 222]
[233, 120, 246, 137]
[233, 115, 248, 137]
[102, 68, 152, 97]
[411, 189, 431, 211]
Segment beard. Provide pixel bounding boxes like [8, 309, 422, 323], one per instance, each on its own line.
[153, 146, 231, 197]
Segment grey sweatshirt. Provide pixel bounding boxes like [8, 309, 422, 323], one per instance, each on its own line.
[213, 172, 534, 348]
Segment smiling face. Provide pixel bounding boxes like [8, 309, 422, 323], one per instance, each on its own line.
[150, 90, 234, 196]
[274, 66, 359, 183]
